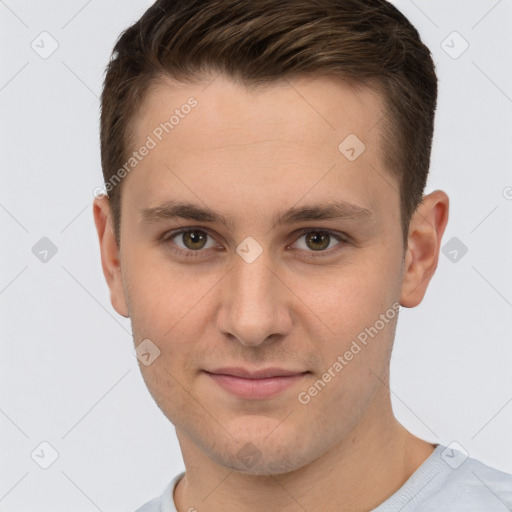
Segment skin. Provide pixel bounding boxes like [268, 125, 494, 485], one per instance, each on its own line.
[94, 74, 449, 511]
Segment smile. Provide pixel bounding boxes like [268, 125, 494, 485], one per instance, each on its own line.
[203, 368, 309, 400]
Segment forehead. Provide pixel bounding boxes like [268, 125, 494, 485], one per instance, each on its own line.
[134, 73, 384, 149]
[125, 74, 398, 230]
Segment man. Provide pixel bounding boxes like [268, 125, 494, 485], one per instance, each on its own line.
[93, 0, 512, 510]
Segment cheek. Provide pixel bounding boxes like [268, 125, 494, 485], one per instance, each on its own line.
[299, 253, 401, 340]
[291, 248, 401, 403]
[122, 246, 214, 338]
[296, 279, 398, 425]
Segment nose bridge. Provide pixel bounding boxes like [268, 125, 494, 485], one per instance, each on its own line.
[217, 246, 289, 346]
[233, 251, 274, 305]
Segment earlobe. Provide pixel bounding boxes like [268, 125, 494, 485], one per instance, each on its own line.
[93, 196, 130, 318]
[400, 190, 449, 308]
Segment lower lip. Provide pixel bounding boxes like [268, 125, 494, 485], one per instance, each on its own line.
[205, 372, 307, 399]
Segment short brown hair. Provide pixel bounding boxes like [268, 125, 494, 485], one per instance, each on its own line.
[100, 0, 437, 245]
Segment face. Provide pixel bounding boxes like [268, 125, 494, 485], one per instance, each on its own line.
[102, 74, 412, 474]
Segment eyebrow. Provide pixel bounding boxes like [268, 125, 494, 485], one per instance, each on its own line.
[140, 199, 375, 230]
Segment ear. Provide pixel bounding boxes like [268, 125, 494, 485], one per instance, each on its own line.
[400, 190, 449, 308]
[93, 196, 129, 318]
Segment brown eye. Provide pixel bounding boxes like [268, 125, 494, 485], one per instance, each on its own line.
[164, 229, 217, 253]
[180, 230, 209, 250]
[304, 231, 331, 251]
[291, 229, 347, 256]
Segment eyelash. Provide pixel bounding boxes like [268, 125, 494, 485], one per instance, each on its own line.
[160, 227, 349, 259]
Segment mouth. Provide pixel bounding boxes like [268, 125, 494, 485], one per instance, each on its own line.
[203, 367, 310, 400]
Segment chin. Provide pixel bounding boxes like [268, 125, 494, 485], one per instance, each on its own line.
[203, 425, 321, 476]
[215, 446, 312, 476]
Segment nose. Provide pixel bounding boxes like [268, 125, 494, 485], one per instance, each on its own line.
[215, 248, 293, 347]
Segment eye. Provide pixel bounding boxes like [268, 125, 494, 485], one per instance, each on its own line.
[291, 229, 347, 255]
[163, 228, 219, 254]
[160, 227, 348, 259]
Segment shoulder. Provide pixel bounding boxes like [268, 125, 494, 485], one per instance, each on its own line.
[414, 446, 512, 511]
[133, 472, 185, 512]
[426, 452, 512, 509]
[374, 445, 512, 511]
[133, 495, 161, 512]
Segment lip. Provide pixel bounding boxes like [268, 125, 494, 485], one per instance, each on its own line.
[204, 367, 309, 400]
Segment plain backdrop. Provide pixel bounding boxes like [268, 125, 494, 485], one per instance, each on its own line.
[1, 1, 511, 510]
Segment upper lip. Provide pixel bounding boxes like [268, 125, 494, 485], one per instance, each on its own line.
[205, 367, 308, 379]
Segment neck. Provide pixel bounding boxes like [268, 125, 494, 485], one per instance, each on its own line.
[173, 387, 436, 512]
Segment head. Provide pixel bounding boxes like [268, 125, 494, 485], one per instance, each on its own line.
[94, 0, 448, 475]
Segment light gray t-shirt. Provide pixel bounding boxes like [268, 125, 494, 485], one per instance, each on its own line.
[134, 444, 512, 511]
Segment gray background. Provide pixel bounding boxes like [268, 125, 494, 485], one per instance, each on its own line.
[1, 0, 511, 510]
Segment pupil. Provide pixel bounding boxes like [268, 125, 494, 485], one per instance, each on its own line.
[185, 231, 206, 249]
[307, 232, 329, 251]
